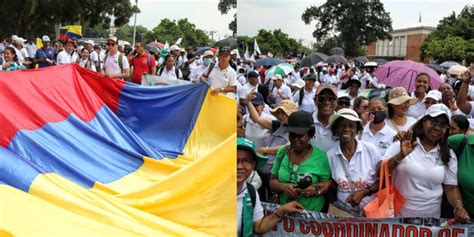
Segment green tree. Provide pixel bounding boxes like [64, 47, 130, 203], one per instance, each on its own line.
[238, 29, 307, 58]
[421, 5, 474, 63]
[148, 18, 210, 48]
[302, 0, 392, 57]
[218, 0, 237, 36]
[0, 0, 138, 39]
[114, 25, 150, 44]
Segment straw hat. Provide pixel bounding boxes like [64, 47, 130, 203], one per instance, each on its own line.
[270, 100, 297, 117]
[388, 87, 417, 105]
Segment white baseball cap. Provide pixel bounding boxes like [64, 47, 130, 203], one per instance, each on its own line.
[424, 103, 451, 123]
[170, 45, 180, 51]
[425, 90, 442, 102]
[42, 35, 51, 42]
[292, 79, 305, 89]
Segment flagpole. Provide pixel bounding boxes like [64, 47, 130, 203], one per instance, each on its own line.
[132, 0, 138, 46]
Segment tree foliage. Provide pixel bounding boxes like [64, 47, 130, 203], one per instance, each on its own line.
[421, 5, 474, 63]
[218, 0, 237, 36]
[238, 29, 308, 58]
[148, 18, 211, 48]
[302, 0, 392, 57]
[0, 0, 137, 39]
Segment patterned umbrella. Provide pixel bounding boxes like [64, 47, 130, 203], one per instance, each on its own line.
[373, 60, 442, 92]
[265, 63, 294, 79]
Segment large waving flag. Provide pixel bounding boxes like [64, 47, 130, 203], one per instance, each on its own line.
[59, 25, 83, 40]
[0, 64, 236, 236]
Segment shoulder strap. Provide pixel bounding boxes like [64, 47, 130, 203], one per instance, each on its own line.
[205, 62, 215, 77]
[275, 145, 290, 171]
[298, 87, 305, 106]
[175, 67, 180, 78]
[103, 53, 108, 72]
[158, 66, 165, 76]
[338, 154, 356, 193]
[246, 183, 256, 208]
[455, 134, 469, 159]
[118, 53, 123, 73]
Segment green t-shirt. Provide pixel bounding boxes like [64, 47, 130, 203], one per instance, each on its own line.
[448, 134, 474, 214]
[271, 145, 331, 211]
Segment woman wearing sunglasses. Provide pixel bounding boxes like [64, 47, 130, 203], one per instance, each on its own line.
[353, 96, 369, 128]
[380, 104, 470, 222]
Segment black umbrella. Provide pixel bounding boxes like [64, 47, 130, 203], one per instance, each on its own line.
[426, 63, 445, 74]
[215, 38, 237, 47]
[145, 44, 159, 54]
[301, 52, 328, 67]
[439, 61, 459, 70]
[329, 47, 344, 56]
[255, 58, 285, 66]
[193, 46, 211, 56]
[374, 58, 388, 65]
[354, 56, 369, 63]
[324, 55, 347, 64]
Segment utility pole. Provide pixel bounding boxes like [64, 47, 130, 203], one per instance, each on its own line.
[132, 0, 138, 46]
[208, 30, 217, 41]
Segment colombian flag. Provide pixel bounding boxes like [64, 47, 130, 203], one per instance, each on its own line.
[0, 64, 236, 236]
[59, 25, 83, 40]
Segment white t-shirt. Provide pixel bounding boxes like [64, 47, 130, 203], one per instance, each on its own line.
[244, 113, 275, 149]
[272, 84, 292, 106]
[206, 64, 238, 89]
[309, 113, 337, 152]
[190, 64, 207, 83]
[327, 141, 382, 210]
[407, 92, 426, 119]
[159, 66, 183, 80]
[359, 123, 397, 157]
[57, 50, 79, 65]
[239, 83, 258, 100]
[292, 88, 316, 114]
[383, 138, 458, 218]
[385, 116, 417, 132]
[13, 47, 24, 64]
[25, 43, 37, 58]
[89, 50, 99, 63]
[359, 73, 371, 89]
[237, 183, 264, 237]
[102, 51, 130, 76]
[321, 74, 337, 84]
[237, 74, 247, 86]
[78, 58, 97, 72]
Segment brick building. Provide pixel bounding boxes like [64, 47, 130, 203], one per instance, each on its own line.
[367, 26, 435, 62]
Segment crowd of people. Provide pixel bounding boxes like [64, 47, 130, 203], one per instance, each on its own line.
[0, 34, 239, 97]
[236, 55, 474, 236]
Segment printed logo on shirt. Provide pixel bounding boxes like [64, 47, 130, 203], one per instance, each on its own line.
[336, 178, 368, 192]
[378, 141, 390, 149]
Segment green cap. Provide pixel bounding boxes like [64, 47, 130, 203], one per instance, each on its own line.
[237, 137, 268, 171]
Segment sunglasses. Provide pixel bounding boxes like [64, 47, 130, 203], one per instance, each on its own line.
[318, 95, 337, 103]
[106, 43, 116, 46]
[426, 117, 449, 130]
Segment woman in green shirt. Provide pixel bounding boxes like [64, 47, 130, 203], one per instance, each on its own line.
[270, 111, 331, 211]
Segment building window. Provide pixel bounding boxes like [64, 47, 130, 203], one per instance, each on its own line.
[400, 36, 406, 57]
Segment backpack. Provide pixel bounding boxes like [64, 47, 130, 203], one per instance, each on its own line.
[247, 182, 257, 209]
[103, 53, 124, 73]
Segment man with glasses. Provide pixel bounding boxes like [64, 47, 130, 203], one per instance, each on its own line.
[101, 36, 130, 80]
[310, 85, 338, 152]
[128, 42, 156, 84]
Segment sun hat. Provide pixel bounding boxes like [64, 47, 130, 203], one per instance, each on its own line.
[170, 45, 180, 51]
[347, 78, 362, 87]
[272, 74, 283, 81]
[237, 137, 268, 171]
[328, 108, 362, 129]
[292, 79, 305, 89]
[425, 90, 442, 102]
[270, 100, 297, 117]
[388, 87, 417, 105]
[285, 111, 314, 135]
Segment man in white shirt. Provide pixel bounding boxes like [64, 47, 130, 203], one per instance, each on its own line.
[25, 38, 37, 60]
[57, 39, 79, 65]
[190, 50, 214, 83]
[101, 36, 130, 80]
[239, 70, 260, 106]
[270, 74, 292, 106]
[200, 47, 237, 96]
[237, 137, 302, 237]
[84, 40, 100, 72]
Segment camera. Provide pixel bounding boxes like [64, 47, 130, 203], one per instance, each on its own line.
[295, 175, 312, 189]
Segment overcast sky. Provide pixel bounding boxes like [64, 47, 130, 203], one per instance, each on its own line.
[237, 0, 471, 47]
[128, 0, 236, 41]
[129, 0, 470, 46]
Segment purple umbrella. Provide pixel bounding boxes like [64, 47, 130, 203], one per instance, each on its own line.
[373, 60, 442, 92]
